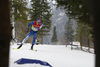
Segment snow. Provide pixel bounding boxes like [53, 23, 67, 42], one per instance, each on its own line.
[9, 43, 95, 67]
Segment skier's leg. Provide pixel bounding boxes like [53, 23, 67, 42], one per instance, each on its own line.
[21, 32, 32, 44]
[17, 32, 32, 49]
[31, 32, 37, 50]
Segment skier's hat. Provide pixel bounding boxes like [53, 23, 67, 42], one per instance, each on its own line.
[37, 17, 41, 22]
[37, 17, 41, 20]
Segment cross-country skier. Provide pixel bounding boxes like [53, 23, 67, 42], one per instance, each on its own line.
[14, 17, 43, 50]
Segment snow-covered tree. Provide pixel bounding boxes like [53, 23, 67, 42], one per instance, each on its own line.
[51, 26, 58, 44]
[64, 18, 74, 43]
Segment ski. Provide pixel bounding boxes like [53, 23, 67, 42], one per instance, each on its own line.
[13, 48, 37, 51]
[13, 48, 18, 50]
[33, 50, 37, 51]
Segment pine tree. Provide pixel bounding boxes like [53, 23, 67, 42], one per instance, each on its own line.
[30, 0, 52, 35]
[30, 0, 52, 44]
[64, 18, 74, 43]
[51, 26, 58, 45]
[10, 0, 30, 22]
[56, 0, 89, 24]
[9, 0, 30, 41]
[30, 0, 42, 20]
[56, 0, 93, 39]
[75, 22, 93, 41]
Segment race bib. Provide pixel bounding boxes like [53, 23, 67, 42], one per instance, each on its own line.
[32, 26, 38, 31]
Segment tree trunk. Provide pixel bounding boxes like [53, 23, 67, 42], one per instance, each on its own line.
[80, 35, 83, 50]
[87, 38, 90, 52]
[41, 36, 43, 45]
[0, 0, 11, 67]
[85, 0, 100, 67]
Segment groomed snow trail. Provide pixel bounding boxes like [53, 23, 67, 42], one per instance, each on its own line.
[9, 43, 95, 67]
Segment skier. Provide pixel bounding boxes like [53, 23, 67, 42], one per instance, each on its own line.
[14, 17, 43, 50]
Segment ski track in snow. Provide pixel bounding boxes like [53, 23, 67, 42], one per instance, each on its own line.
[9, 43, 95, 67]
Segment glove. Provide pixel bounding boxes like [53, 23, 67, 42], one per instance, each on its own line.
[38, 29, 40, 31]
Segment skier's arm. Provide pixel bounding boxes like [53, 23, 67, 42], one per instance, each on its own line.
[27, 21, 34, 30]
[39, 23, 43, 29]
[38, 23, 43, 31]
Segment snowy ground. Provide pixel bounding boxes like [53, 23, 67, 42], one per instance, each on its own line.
[9, 43, 95, 67]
